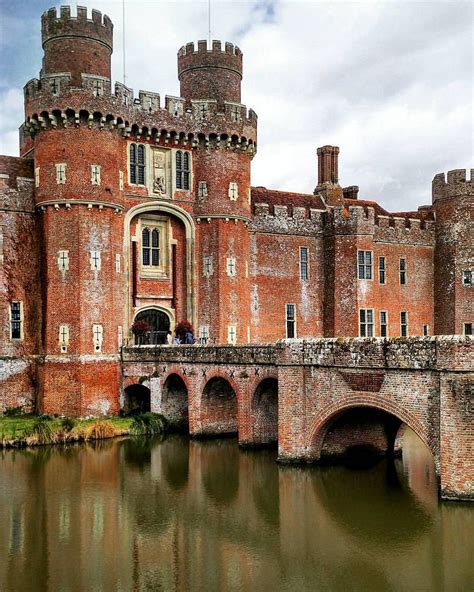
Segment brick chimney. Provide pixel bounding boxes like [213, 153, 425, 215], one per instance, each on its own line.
[317, 145, 339, 184]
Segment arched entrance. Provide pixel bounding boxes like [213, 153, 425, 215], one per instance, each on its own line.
[162, 374, 188, 430]
[200, 377, 238, 436]
[133, 308, 170, 345]
[124, 384, 151, 414]
[252, 377, 278, 446]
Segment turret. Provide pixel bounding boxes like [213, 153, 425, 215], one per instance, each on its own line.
[178, 40, 243, 105]
[41, 6, 113, 86]
[432, 169, 474, 335]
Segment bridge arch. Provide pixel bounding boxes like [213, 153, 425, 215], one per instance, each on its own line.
[161, 372, 189, 429]
[200, 375, 238, 436]
[124, 383, 151, 414]
[252, 377, 278, 446]
[309, 394, 433, 462]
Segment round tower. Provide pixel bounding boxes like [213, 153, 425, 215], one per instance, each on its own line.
[432, 169, 474, 335]
[178, 40, 242, 105]
[177, 40, 256, 344]
[41, 5, 113, 85]
[30, 7, 124, 416]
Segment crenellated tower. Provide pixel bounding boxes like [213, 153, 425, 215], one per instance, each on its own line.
[25, 6, 124, 416]
[177, 41, 257, 344]
[432, 169, 474, 335]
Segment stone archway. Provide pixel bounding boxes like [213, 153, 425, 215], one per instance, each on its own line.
[252, 377, 278, 446]
[200, 377, 238, 436]
[134, 308, 171, 345]
[162, 373, 188, 430]
[124, 384, 151, 414]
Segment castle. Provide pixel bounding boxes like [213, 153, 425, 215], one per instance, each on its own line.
[0, 6, 472, 417]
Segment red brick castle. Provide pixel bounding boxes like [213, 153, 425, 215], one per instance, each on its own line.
[0, 6, 472, 417]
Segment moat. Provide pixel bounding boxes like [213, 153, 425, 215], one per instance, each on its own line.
[1, 429, 472, 592]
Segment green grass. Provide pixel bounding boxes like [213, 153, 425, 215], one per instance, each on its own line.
[0, 415, 133, 444]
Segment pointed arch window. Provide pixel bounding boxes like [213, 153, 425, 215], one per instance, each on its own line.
[142, 227, 160, 267]
[130, 143, 146, 185]
[176, 150, 190, 190]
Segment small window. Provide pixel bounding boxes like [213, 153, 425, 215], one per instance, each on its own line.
[203, 256, 213, 277]
[10, 301, 23, 340]
[142, 228, 160, 267]
[198, 181, 208, 198]
[57, 250, 69, 271]
[56, 163, 66, 185]
[59, 324, 69, 353]
[228, 182, 238, 200]
[92, 324, 103, 352]
[358, 250, 372, 280]
[380, 311, 388, 337]
[91, 164, 101, 186]
[286, 304, 296, 338]
[378, 256, 386, 285]
[399, 258, 407, 285]
[423, 324, 429, 336]
[176, 150, 190, 190]
[462, 270, 472, 286]
[227, 325, 237, 344]
[130, 143, 145, 185]
[199, 325, 209, 344]
[90, 251, 101, 271]
[463, 323, 472, 336]
[400, 311, 408, 337]
[359, 309, 374, 337]
[300, 247, 309, 280]
[226, 257, 236, 277]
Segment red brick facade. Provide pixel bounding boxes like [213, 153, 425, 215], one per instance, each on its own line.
[0, 6, 472, 499]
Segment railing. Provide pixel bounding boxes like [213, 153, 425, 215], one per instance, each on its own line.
[134, 331, 168, 345]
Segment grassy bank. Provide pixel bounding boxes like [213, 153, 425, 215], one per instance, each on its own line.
[0, 415, 134, 448]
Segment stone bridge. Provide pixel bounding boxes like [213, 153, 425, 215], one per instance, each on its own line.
[122, 336, 473, 501]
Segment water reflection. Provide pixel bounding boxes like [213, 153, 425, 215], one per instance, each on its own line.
[0, 429, 473, 592]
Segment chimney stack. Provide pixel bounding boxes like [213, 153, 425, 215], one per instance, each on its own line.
[317, 145, 339, 184]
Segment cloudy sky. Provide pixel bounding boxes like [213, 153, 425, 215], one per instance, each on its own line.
[0, 0, 472, 211]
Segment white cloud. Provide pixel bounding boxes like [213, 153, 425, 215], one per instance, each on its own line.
[0, 0, 472, 211]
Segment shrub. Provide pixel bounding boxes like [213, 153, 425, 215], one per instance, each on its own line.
[25, 416, 53, 444]
[60, 417, 76, 433]
[131, 319, 151, 334]
[4, 406, 24, 417]
[86, 421, 118, 440]
[129, 413, 167, 437]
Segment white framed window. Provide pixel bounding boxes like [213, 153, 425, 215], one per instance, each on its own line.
[203, 256, 213, 277]
[119, 170, 124, 191]
[176, 150, 190, 190]
[400, 311, 408, 337]
[226, 257, 236, 277]
[91, 164, 101, 186]
[357, 250, 372, 280]
[129, 143, 146, 185]
[92, 324, 103, 352]
[35, 167, 40, 188]
[227, 325, 237, 344]
[228, 182, 238, 201]
[199, 325, 209, 344]
[462, 270, 472, 286]
[90, 251, 101, 271]
[359, 309, 374, 337]
[59, 324, 69, 353]
[300, 247, 309, 280]
[9, 301, 23, 340]
[56, 163, 66, 185]
[286, 304, 296, 338]
[423, 324, 429, 336]
[142, 227, 160, 267]
[139, 217, 169, 278]
[399, 257, 407, 285]
[380, 311, 388, 337]
[115, 254, 121, 273]
[378, 256, 386, 285]
[57, 250, 69, 271]
[463, 323, 472, 336]
[198, 181, 208, 198]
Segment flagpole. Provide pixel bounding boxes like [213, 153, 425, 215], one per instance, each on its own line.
[208, 0, 211, 45]
[123, 0, 126, 85]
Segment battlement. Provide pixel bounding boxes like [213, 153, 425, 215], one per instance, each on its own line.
[178, 40, 242, 71]
[250, 202, 325, 235]
[432, 169, 474, 202]
[41, 6, 113, 50]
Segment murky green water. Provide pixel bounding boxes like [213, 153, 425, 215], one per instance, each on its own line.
[1, 429, 473, 592]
